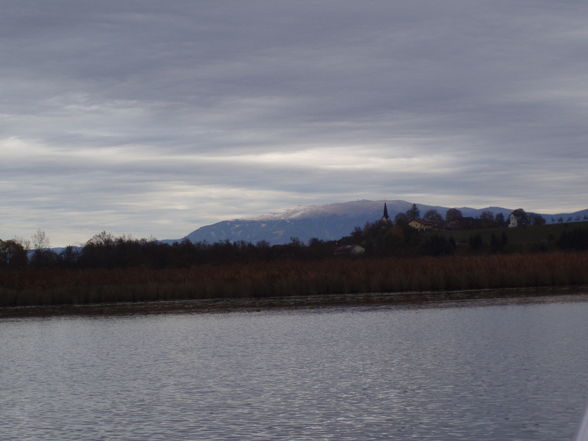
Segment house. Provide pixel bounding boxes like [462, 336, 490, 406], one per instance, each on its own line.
[508, 209, 529, 228]
[334, 244, 366, 256]
[408, 219, 437, 231]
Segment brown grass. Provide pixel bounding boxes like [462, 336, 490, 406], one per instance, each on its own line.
[1, 252, 587, 307]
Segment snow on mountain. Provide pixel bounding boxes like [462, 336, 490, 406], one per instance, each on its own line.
[254, 200, 404, 220]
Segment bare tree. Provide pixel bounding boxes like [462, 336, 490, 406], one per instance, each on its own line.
[86, 231, 115, 247]
[31, 230, 50, 251]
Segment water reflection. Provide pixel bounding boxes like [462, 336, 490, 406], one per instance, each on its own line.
[1, 298, 588, 440]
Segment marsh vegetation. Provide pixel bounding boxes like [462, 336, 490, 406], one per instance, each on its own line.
[2, 220, 588, 308]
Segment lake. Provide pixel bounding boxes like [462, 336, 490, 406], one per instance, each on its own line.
[1, 296, 588, 440]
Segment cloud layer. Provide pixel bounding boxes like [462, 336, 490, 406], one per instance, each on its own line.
[2, 0, 588, 245]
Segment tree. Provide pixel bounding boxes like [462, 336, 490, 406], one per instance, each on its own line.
[394, 212, 408, 227]
[480, 211, 494, 221]
[479, 211, 495, 228]
[32, 230, 50, 251]
[30, 230, 58, 268]
[424, 209, 443, 223]
[406, 204, 420, 221]
[445, 208, 463, 229]
[495, 213, 506, 226]
[86, 231, 115, 247]
[60, 246, 80, 268]
[445, 208, 463, 223]
[289, 237, 304, 247]
[530, 214, 546, 226]
[0, 239, 27, 268]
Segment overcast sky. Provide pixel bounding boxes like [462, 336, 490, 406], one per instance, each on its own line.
[2, 0, 588, 246]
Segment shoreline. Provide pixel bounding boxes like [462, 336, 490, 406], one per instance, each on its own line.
[1, 285, 587, 319]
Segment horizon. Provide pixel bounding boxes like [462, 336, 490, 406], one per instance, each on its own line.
[6, 198, 588, 248]
[2, 1, 588, 247]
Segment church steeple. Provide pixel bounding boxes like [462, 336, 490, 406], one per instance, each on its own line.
[381, 202, 390, 223]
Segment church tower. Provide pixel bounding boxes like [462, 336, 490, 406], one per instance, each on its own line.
[381, 202, 391, 223]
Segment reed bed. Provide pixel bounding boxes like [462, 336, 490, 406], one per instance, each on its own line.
[1, 252, 587, 307]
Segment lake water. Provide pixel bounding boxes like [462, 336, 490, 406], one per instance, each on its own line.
[2, 297, 588, 441]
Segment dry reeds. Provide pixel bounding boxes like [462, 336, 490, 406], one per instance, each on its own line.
[1, 252, 587, 307]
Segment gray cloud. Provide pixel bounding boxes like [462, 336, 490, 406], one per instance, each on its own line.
[2, 0, 588, 245]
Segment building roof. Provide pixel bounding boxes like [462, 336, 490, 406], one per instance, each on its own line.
[409, 219, 439, 229]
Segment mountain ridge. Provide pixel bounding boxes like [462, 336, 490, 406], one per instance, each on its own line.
[174, 200, 588, 245]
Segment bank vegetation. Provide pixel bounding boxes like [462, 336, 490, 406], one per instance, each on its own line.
[1, 252, 587, 308]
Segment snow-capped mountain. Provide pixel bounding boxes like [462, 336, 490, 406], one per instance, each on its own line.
[173, 200, 588, 245]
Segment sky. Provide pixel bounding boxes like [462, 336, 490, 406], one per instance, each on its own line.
[2, 0, 588, 247]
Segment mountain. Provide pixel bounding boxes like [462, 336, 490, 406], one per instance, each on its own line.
[174, 200, 588, 245]
[176, 200, 477, 245]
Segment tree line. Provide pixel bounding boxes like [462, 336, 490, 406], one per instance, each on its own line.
[393, 204, 545, 229]
[1, 206, 584, 270]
